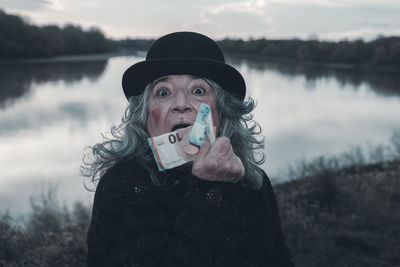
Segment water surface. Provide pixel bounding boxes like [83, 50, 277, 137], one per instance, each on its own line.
[1, 54, 399, 214]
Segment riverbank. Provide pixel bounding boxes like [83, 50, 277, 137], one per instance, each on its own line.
[0, 159, 399, 266]
[277, 159, 400, 267]
[0, 51, 144, 64]
[225, 51, 400, 73]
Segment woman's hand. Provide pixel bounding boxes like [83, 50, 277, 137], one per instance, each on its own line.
[192, 137, 245, 183]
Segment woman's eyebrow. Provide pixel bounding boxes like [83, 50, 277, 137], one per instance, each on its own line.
[189, 77, 208, 84]
[152, 77, 170, 87]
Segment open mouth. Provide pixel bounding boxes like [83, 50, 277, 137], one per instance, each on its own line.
[171, 123, 192, 132]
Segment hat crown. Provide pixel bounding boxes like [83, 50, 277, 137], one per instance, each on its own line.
[146, 32, 225, 62]
[122, 31, 246, 100]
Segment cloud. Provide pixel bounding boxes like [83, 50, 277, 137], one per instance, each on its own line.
[46, 0, 65, 11]
[183, 0, 273, 38]
[203, 0, 267, 16]
[2, 0, 400, 40]
[267, 0, 400, 8]
[0, 0, 64, 11]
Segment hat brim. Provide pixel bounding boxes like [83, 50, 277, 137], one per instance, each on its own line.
[122, 59, 246, 100]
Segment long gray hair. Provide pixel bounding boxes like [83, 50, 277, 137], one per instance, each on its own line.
[81, 77, 265, 190]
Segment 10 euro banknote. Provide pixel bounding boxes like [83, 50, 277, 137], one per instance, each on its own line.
[148, 103, 216, 171]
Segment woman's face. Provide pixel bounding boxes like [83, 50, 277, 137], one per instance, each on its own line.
[146, 75, 220, 137]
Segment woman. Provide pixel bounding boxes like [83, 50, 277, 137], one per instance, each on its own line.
[83, 32, 294, 267]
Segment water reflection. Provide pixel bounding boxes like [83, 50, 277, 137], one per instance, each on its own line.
[0, 59, 108, 109]
[227, 55, 400, 98]
[1, 54, 399, 215]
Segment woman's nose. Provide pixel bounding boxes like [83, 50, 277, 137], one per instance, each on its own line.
[172, 91, 193, 113]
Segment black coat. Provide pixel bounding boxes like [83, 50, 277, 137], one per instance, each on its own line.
[87, 159, 294, 267]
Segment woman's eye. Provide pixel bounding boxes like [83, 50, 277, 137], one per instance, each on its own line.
[193, 87, 206, 95]
[156, 89, 170, 97]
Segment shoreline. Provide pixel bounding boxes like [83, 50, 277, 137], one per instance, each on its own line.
[0, 51, 144, 64]
[1, 51, 399, 73]
[225, 52, 400, 73]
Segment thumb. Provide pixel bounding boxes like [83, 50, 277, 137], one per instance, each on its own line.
[196, 139, 211, 159]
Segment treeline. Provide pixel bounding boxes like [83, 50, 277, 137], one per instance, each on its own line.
[114, 37, 400, 67]
[1, 9, 400, 67]
[217, 37, 400, 67]
[0, 9, 114, 59]
[113, 38, 154, 52]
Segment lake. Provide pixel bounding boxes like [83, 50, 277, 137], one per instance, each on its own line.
[1, 53, 399, 215]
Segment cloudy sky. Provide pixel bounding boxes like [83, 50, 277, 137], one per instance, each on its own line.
[1, 0, 400, 40]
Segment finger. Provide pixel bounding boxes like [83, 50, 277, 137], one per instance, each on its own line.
[192, 141, 209, 178]
[195, 139, 211, 160]
[237, 160, 245, 180]
[208, 137, 231, 158]
[236, 162, 245, 181]
[230, 155, 245, 181]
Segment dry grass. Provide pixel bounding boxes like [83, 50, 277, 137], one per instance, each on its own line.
[276, 160, 400, 267]
[0, 191, 90, 267]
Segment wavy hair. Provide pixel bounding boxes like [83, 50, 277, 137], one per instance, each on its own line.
[81, 77, 265, 190]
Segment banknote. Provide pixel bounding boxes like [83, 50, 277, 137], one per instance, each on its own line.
[148, 126, 198, 171]
[148, 103, 216, 171]
[189, 103, 216, 146]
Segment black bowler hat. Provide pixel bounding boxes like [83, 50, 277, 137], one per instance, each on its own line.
[122, 31, 246, 100]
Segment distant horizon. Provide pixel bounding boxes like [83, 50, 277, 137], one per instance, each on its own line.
[1, 0, 400, 42]
[3, 8, 399, 43]
[4, 7, 400, 42]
